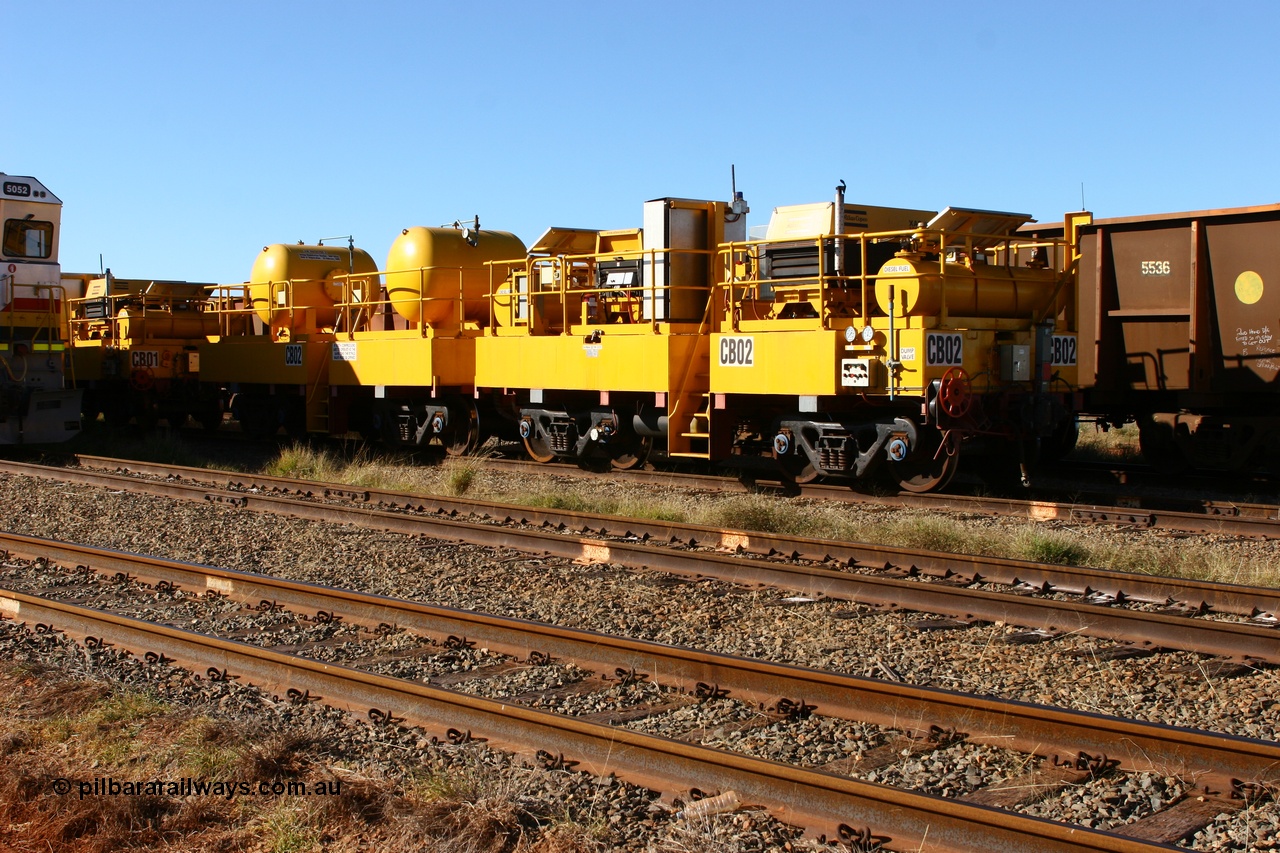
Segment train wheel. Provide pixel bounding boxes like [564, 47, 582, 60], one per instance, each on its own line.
[195, 405, 224, 432]
[779, 452, 820, 484]
[134, 402, 159, 432]
[442, 401, 481, 457]
[891, 433, 959, 493]
[81, 390, 102, 425]
[1137, 416, 1187, 472]
[610, 435, 652, 470]
[103, 395, 131, 428]
[522, 434, 556, 464]
[282, 398, 308, 442]
[240, 399, 279, 440]
[1043, 418, 1080, 461]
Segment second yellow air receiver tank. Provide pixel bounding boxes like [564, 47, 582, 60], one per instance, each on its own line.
[385, 226, 526, 328]
[874, 254, 1063, 319]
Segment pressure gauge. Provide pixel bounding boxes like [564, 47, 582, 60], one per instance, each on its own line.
[844, 326, 857, 343]
[861, 325, 875, 343]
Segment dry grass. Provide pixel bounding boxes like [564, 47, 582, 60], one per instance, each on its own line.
[249, 443, 1280, 588]
[0, 666, 608, 853]
[1070, 422, 1143, 463]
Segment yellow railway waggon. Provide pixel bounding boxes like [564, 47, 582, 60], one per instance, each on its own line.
[54, 179, 1096, 491]
[476, 197, 746, 470]
[46, 173, 1280, 485]
[192, 225, 524, 448]
[65, 273, 220, 429]
[706, 184, 1089, 490]
[473, 185, 1085, 490]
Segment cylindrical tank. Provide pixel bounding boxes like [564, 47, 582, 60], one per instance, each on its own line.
[385, 227, 526, 327]
[874, 253, 1063, 318]
[249, 244, 378, 333]
[116, 308, 220, 340]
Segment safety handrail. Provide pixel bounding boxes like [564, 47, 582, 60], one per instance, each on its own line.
[715, 224, 1073, 332]
[483, 245, 718, 334]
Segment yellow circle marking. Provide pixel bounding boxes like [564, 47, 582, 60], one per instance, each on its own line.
[1235, 270, 1264, 305]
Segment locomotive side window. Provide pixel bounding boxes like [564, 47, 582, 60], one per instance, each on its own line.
[2, 219, 54, 259]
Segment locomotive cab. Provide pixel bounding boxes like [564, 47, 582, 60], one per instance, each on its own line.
[0, 174, 82, 444]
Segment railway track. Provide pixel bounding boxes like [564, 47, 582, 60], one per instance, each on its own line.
[485, 454, 1280, 538]
[2, 537, 1274, 850]
[68, 429, 1280, 536]
[3, 456, 1279, 665]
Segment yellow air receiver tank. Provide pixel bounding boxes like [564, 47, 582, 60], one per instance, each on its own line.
[873, 254, 1061, 318]
[385, 227, 526, 328]
[250, 244, 378, 333]
[115, 307, 219, 340]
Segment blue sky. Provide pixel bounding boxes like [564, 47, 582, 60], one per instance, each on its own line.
[8, 1, 1278, 282]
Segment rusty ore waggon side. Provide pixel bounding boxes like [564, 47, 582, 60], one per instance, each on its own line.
[1053, 204, 1280, 472]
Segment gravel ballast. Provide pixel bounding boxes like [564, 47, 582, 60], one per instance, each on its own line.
[1, 470, 1277, 850]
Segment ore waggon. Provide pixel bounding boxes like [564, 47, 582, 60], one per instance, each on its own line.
[1026, 204, 1280, 474]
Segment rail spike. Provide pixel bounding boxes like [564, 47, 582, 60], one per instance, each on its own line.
[446, 728, 487, 745]
[614, 667, 649, 687]
[773, 697, 816, 720]
[694, 682, 730, 702]
[927, 724, 963, 746]
[837, 824, 892, 852]
[1059, 750, 1118, 776]
[1232, 779, 1269, 802]
[366, 708, 405, 727]
[536, 750, 580, 771]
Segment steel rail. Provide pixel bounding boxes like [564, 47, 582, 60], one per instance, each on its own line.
[65, 455, 1280, 621]
[0, 587, 1185, 853]
[4, 459, 1280, 662]
[6, 530, 1275, 793]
